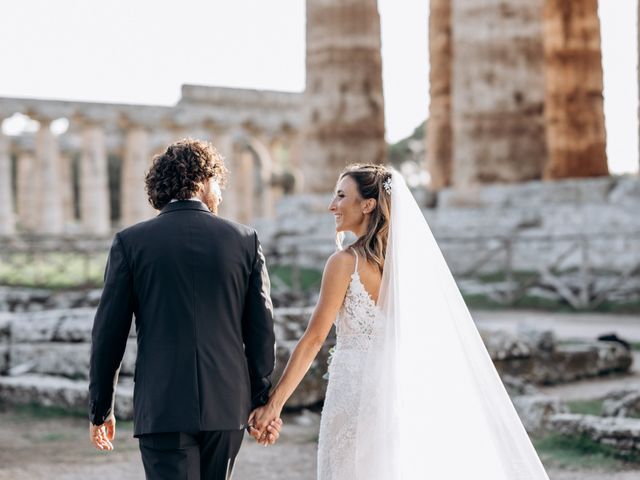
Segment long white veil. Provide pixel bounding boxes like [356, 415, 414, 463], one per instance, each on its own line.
[353, 170, 549, 479]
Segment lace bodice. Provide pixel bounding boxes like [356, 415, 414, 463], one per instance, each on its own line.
[318, 250, 381, 479]
[334, 252, 379, 352]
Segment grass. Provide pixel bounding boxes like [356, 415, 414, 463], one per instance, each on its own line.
[533, 433, 640, 469]
[0, 255, 324, 292]
[566, 399, 604, 416]
[0, 400, 133, 428]
[463, 292, 640, 314]
[270, 265, 323, 292]
[0, 400, 87, 421]
[1, 254, 638, 314]
[0, 252, 107, 288]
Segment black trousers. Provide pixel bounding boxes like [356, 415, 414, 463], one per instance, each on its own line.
[138, 430, 244, 480]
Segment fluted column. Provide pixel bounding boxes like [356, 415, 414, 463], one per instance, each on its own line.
[542, 0, 608, 178]
[302, 0, 386, 192]
[236, 149, 255, 225]
[80, 122, 111, 234]
[213, 129, 239, 221]
[16, 150, 38, 231]
[58, 152, 75, 224]
[266, 136, 285, 215]
[451, 0, 547, 189]
[284, 131, 305, 194]
[121, 126, 153, 226]
[36, 118, 64, 234]
[426, 0, 453, 190]
[254, 133, 276, 219]
[0, 128, 16, 235]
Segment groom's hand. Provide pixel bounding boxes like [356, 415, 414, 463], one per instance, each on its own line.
[249, 418, 282, 446]
[248, 408, 283, 446]
[89, 413, 116, 451]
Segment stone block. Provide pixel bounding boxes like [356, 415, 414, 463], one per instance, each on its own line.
[493, 340, 631, 385]
[11, 310, 60, 342]
[549, 413, 640, 456]
[512, 394, 569, 435]
[479, 328, 532, 360]
[9, 340, 137, 379]
[516, 326, 556, 352]
[501, 375, 540, 397]
[603, 390, 640, 418]
[0, 373, 133, 420]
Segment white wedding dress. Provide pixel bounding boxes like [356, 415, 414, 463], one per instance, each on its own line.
[317, 251, 379, 479]
[315, 170, 549, 480]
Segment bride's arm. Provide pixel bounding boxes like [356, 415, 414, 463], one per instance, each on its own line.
[249, 251, 353, 433]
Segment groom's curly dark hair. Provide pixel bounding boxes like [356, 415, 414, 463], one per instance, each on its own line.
[145, 138, 228, 210]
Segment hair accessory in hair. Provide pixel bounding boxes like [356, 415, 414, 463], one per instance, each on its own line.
[382, 176, 392, 195]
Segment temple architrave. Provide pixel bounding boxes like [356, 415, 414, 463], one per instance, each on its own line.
[0, 86, 303, 234]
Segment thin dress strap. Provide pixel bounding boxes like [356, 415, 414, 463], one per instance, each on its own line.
[352, 249, 359, 275]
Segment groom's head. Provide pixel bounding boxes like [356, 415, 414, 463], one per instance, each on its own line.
[145, 138, 228, 213]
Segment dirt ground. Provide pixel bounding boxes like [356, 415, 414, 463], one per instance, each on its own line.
[1, 309, 640, 479]
[1, 408, 639, 480]
[0, 409, 317, 480]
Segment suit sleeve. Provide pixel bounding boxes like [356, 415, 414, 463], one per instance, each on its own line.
[88, 233, 135, 425]
[242, 231, 276, 409]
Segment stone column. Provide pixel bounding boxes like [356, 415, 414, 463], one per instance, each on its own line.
[301, 0, 387, 193]
[80, 123, 111, 234]
[426, 0, 453, 190]
[35, 118, 64, 234]
[213, 130, 239, 221]
[254, 134, 276, 219]
[0, 129, 16, 235]
[16, 150, 38, 231]
[58, 152, 75, 224]
[121, 126, 153, 226]
[236, 149, 255, 225]
[451, 0, 547, 189]
[542, 0, 608, 179]
[266, 136, 286, 214]
[287, 132, 305, 194]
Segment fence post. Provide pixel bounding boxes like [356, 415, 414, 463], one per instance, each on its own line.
[504, 237, 515, 305]
[579, 234, 590, 309]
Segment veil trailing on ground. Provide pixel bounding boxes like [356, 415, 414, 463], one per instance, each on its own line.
[353, 170, 549, 479]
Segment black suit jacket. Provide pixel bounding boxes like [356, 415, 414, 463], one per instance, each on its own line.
[88, 200, 275, 436]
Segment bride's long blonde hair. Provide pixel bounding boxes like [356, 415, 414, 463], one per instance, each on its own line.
[337, 164, 392, 274]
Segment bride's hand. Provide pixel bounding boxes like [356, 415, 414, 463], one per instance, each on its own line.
[248, 401, 283, 445]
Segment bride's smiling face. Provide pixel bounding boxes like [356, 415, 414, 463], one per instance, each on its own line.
[328, 175, 374, 236]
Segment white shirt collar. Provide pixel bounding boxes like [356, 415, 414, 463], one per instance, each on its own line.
[169, 197, 203, 204]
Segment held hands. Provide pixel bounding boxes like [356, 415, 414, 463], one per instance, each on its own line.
[89, 413, 116, 451]
[248, 401, 283, 446]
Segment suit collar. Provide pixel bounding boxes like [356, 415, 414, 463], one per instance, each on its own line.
[158, 200, 211, 216]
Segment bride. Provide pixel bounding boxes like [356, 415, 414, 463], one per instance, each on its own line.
[250, 164, 549, 479]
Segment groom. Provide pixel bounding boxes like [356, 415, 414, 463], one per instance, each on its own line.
[88, 138, 280, 479]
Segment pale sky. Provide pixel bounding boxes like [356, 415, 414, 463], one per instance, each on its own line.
[0, 0, 637, 173]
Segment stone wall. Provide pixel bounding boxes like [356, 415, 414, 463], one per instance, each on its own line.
[0, 304, 631, 417]
[0, 306, 328, 418]
[258, 175, 640, 276]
